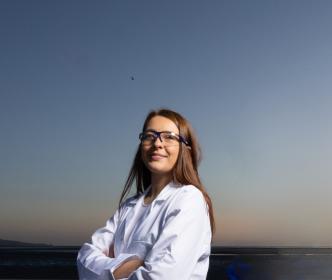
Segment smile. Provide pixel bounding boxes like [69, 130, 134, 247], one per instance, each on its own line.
[150, 153, 167, 160]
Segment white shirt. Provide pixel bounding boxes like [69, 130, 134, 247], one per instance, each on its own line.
[77, 181, 212, 280]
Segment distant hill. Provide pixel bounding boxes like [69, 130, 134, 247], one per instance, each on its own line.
[0, 238, 53, 247]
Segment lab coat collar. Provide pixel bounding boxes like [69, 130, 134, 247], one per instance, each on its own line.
[152, 181, 181, 203]
[127, 181, 181, 208]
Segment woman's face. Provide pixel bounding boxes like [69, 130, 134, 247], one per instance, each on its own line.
[141, 116, 180, 178]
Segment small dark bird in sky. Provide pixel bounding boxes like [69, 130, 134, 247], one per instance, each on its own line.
[130, 76, 135, 80]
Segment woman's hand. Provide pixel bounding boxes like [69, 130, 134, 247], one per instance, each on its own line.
[109, 243, 115, 258]
[113, 258, 144, 279]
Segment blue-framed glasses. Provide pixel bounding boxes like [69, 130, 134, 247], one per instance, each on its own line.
[139, 130, 190, 147]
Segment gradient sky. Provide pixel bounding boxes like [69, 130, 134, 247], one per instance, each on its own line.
[1, 0, 332, 246]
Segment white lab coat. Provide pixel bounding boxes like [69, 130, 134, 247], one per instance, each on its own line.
[77, 181, 212, 279]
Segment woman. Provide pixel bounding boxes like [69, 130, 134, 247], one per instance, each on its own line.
[77, 108, 215, 280]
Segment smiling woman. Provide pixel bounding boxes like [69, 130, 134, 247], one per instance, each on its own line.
[77, 108, 215, 280]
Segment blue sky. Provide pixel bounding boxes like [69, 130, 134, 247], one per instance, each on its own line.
[1, 0, 332, 246]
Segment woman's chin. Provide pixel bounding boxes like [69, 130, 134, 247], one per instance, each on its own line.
[147, 164, 172, 176]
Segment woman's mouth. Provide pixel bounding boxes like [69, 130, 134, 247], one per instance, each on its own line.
[150, 154, 167, 161]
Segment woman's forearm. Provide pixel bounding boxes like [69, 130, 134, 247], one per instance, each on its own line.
[113, 258, 144, 279]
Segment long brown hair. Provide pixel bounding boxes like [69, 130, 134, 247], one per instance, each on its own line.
[119, 108, 215, 235]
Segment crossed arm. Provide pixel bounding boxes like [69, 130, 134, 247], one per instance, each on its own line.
[77, 207, 145, 280]
[113, 258, 144, 279]
[109, 244, 143, 279]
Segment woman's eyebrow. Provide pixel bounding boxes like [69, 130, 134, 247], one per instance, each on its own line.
[144, 129, 176, 133]
[144, 129, 157, 133]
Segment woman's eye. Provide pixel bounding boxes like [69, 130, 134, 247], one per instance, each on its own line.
[164, 134, 177, 140]
[144, 134, 155, 140]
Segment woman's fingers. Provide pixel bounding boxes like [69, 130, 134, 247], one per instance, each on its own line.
[109, 243, 115, 257]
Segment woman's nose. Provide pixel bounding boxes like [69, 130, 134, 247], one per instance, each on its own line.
[153, 136, 164, 147]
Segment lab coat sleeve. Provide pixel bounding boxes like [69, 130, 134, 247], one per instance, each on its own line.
[128, 187, 211, 280]
[77, 206, 138, 280]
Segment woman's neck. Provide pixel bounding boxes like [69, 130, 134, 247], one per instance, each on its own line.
[148, 173, 172, 200]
